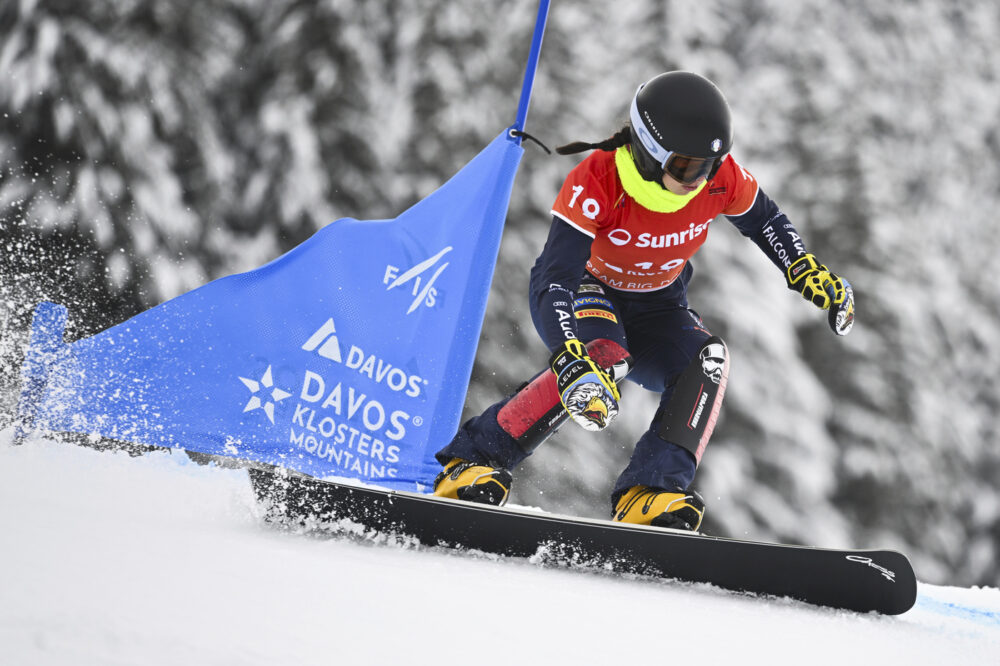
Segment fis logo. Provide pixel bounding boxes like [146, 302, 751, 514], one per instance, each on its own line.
[383, 246, 452, 314]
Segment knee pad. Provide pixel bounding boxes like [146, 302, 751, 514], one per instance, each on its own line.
[655, 336, 729, 465]
[497, 338, 632, 454]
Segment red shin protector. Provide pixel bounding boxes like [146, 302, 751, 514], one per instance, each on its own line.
[496, 339, 632, 453]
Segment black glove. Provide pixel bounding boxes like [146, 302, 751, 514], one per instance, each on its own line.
[786, 253, 855, 336]
[549, 339, 621, 431]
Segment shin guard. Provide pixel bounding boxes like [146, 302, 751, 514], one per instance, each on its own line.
[655, 337, 729, 465]
[497, 339, 632, 454]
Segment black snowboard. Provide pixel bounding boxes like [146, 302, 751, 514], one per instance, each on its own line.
[248, 468, 917, 615]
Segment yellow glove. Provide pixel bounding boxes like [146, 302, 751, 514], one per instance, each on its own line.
[549, 339, 621, 431]
[786, 254, 855, 336]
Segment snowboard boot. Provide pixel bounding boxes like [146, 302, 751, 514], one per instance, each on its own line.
[433, 458, 512, 506]
[613, 486, 705, 531]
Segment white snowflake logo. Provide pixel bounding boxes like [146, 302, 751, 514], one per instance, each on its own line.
[239, 365, 291, 424]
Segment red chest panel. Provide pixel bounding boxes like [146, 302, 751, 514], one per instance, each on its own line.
[551, 151, 758, 292]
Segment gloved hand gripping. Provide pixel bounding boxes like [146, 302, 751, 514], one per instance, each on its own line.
[549, 339, 621, 431]
[786, 253, 855, 336]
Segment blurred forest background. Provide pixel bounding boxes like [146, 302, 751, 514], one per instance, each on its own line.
[2, 0, 998, 587]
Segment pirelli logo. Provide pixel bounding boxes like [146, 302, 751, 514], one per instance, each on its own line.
[574, 309, 618, 323]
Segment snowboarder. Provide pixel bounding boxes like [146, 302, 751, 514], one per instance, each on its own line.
[432, 71, 854, 530]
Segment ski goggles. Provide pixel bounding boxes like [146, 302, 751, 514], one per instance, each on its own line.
[661, 153, 722, 185]
[631, 141, 724, 185]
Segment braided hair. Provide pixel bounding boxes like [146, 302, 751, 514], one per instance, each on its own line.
[555, 125, 632, 156]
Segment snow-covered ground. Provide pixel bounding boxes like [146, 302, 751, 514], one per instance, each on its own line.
[1, 430, 998, 666]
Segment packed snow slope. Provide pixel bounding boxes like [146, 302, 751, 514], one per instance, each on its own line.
[1, 430, 998, 666]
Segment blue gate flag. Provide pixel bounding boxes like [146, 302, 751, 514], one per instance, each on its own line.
[16, 131, 523, 491]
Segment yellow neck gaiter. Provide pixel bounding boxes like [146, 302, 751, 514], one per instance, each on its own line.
[614, 146, 705, 213]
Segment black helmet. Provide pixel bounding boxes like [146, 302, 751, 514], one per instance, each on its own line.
[628, 71, 733, 184]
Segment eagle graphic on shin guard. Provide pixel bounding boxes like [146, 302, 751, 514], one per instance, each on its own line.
[565, 381, 618, 431]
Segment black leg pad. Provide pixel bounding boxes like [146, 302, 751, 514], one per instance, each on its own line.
[655, 336, 729, 465]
